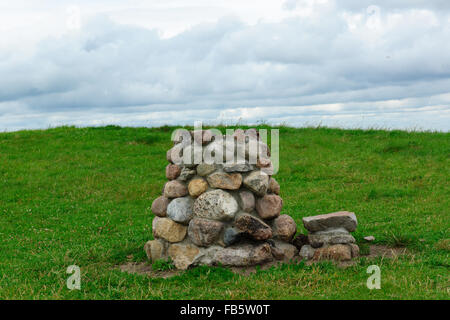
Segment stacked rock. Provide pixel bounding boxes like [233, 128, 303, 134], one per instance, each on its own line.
[298, 211, 359, 261]
[145, 128, 299, 270]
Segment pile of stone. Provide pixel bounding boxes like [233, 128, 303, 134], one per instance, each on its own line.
[145, 128, 299, 270]
[297, 211, 360, 261]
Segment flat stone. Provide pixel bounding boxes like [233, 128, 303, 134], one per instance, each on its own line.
[207, 172, 242, 190]
[151, 196, 169, 217]
[272, 214, 297, 242]
[213, 243, 273, 267]
[197, 163, 216, 176]
[299, 245, 315, 260]
[312, 244, 352, 261]
[165, 164, 181, 180]
[144, 239, 166, 262]
[256, 194, 283, 220]
[193, 189, 238, 221]
[238, 190, 255, 213]
[243, 171, 269, 196]
[364, 235, 375, 242]
[163, 180, 188, 198]
[188, 178, 208, 197]
[223, 162, 254, 173]
[302, 211, 358, 232]
[166, 196, 194, 224]
[270, 240, 298, 261]
[168, 243, 200, 270]
[260, 162, 274, 175]
[188, 218, 223, 247]
[178, 167, 196, 181]
[234, 213, 272, 241]
[268, 178, 280, 195]
[223, 227, 242, 247]
[292, 234, 309, 251]
[307, 227, 355, 247]
[152, 217, 187, 243]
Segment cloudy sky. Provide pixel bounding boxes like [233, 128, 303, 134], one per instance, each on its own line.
[1, 0, 449, 131]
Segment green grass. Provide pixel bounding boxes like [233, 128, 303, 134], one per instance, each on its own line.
[0, 125, 448, 299]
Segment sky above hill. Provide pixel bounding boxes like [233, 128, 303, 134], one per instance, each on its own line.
[1, 0, 449, 131]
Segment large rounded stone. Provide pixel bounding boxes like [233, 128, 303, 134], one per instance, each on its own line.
[243, 171, 269, 196]
[165, 164, 181, 180]
[234, 213, 272, 241]
[188, 178, 208, 197]
[168, 243, 200, 270]
[207, 172, 242, 190]
[144, 239, 166, 262]
[188, 218, 223, 247]
[299, 244, 316, 260]
[302, 211, 358, 232]
[238, 190, 255, 213]
[272, 214, 297, 242]
[193, 189, 238, 221]
[163, 180, 188, 198]
[213, 243, 273, 266]
[152, 217, 187, 243]
[167, 197, 194, 224]
[223, 162, 253, 173]
[256, 194, 283, 220]
[268, 178, 280, 195]
[151, 196, 169, 217]
[312, 244, 352, 261]
[196, 163, 216, 176]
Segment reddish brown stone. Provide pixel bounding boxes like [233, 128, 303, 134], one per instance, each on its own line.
[238, 190, 255, 213]
[256, 194, 283, 220]
[272, 214, 297, 242]
[166, 164, 181, 180]
[268, 177, 280, 195]
[312, 244, 352, 261]
[207, 172, 242, 190]
[151, 196, 169, 217]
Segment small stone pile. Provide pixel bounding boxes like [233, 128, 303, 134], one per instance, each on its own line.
[145, 128, 299, 270]
[297, 211, 360, 261]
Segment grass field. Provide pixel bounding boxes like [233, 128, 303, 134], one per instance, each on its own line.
[0, 125, 448, 299]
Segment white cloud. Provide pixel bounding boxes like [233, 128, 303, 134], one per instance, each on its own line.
[0, 1, 449, 131]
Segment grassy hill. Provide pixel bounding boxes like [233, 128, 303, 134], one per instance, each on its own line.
[0, 125, 448, 299]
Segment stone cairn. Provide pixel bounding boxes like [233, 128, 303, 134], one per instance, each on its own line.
[145, 128, 359, 270]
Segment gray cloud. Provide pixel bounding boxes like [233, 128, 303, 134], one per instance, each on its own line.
[0, 3, 449, 131]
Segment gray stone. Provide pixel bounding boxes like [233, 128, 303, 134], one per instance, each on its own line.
[299, 245, 316, 260]
[197, 163, 216, 176]
[178, 167, 196, 181]
[167, 196, 194, 224]
[238, 190, 255, 213]
[234, 213, 272, 241]
[188, 218, 223, 247]
[302, 211, 358, 232]
[223, 162, 254, 173]
[364, 235, 375, 242]
[213, 243, 273, 266]
[270, 240, 298, 261]
[193, 189, 238, 221]
[307, 227, 355, 247]
[223, 227, 242, 247]
[243, 171, 269, 196]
